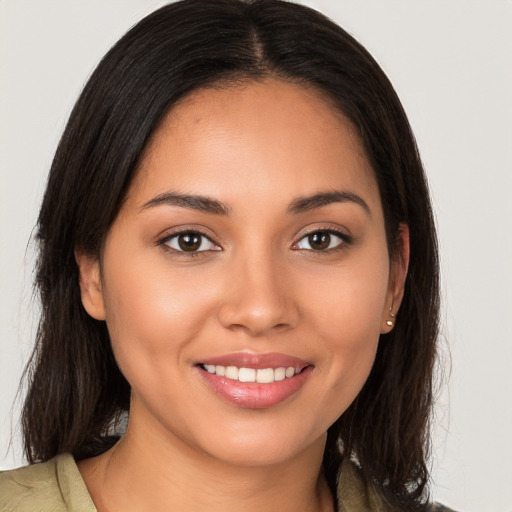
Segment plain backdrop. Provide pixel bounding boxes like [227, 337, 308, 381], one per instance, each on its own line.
[1, 1, 511, 511]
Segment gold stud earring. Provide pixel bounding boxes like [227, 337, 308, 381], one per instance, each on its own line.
[386, 307, 396, 327]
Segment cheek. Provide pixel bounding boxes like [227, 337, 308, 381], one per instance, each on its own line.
[302, 256, 389, 416]
[312, 317, 380, 429]
[99, 249, 216, 382]
[305, 253, 389, 341]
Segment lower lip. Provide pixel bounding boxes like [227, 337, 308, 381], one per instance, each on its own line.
[197, 366, 313, 409]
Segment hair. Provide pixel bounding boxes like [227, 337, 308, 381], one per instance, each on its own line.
[21, 0, 439, 509]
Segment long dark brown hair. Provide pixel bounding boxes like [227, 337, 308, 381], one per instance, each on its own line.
[22, 1, 439, 509]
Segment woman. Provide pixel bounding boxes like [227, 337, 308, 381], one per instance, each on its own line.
[0, 1, 451, 510]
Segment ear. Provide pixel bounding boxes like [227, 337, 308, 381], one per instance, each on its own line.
[381, 223, 410, 334]
[75, 249, 106, 321]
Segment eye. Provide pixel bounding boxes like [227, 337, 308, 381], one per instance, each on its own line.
[294, 230, 348, 251]
[161, 231, 220, 253]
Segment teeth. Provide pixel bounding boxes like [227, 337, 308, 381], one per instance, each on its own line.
[274, 367, 286, 381]
[238, 367, 256, 382]
[256, 368, 274, 383]
[285, 367, 295, 378]
[202, 365, 299, 383]
[225, 366, 239, 380]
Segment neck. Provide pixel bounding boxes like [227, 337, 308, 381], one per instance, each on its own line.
[79, 407, 334, 512]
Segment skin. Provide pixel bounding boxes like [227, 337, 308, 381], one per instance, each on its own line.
[76, 78, 408, 512]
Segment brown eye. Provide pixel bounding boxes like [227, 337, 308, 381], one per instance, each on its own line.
[295, 230, 347, 252]
[307, 232, 331, 251]
[178, 233, 201, 251]
[163, 231, 220, 253]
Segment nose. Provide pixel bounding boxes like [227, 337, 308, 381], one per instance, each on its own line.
[218, 251, 300, 337]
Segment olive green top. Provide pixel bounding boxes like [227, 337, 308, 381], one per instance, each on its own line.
[0, 454, 95, 512]
[0, 453, 454, 511]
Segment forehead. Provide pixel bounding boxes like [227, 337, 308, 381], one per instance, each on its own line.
[129, 78, 379, 210]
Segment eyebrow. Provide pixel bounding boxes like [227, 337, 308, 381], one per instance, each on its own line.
[287, 191, 371, 216]
[140, 192, 230, 215]
[140, 189, 370, 217]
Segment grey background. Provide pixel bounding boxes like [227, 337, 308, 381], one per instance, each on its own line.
[1, 1, 511, 510]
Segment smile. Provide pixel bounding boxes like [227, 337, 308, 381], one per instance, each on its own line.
[201, 364, 299, 383]
[197, 353, 313, 408]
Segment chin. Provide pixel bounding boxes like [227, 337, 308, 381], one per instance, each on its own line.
[194, 424, 327, 468]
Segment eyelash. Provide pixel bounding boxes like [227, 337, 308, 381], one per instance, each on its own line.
[292, 228, 352, 253]
[157, 230, 221, 257]
[157, 227, 352, 256]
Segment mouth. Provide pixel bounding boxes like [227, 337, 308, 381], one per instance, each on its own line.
[196, 353, 313, 409]
[200, 364, 303, 383]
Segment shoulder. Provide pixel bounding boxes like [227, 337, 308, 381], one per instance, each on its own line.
[0, 454, 96, 512]
[0, 456, 64, 512]
[337, 459, 458, 512]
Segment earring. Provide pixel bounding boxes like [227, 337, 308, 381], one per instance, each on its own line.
[386, 307, 396, 327]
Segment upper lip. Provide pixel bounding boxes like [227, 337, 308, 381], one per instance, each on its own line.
[198, 352, 311, 370]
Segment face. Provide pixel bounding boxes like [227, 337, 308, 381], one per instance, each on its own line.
[78, 78, 407, 467]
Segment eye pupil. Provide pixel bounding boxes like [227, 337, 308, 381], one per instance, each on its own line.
[178, 233, 201, 251]
[308, 232, 330, 250]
